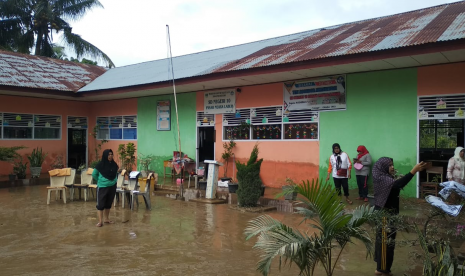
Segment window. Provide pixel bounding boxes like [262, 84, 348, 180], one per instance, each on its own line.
[0, 113, 61, 140]
[251, 107, 282, 140]
[223, 109, 251, 140]
[283, 109, 319, 140]
[222, 106, 319, 141]
[420, 119, 464, 150]
[96, 115, 137, 140]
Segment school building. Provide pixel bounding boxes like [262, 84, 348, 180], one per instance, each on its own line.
[1, 1, 465, 197]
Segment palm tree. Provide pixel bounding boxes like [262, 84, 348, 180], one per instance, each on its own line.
[0, 0, 114, 67]
[245, 179, 377, 276]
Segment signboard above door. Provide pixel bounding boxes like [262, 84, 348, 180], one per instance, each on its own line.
[283, 75, 346, 112]
[204, 90, 236, 114]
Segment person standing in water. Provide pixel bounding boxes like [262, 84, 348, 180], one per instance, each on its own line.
[326, 143, 353, 204]
[92, 149, 119, 227]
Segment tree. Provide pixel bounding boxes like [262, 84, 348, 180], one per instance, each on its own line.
[0, 0, 114, 67]
[236, 143, 263, 207]
[245, 179, 376, 276]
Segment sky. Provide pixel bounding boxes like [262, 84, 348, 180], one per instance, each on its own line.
[60, 0, 460, 67]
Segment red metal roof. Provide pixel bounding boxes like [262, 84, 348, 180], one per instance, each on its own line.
[210, 1, 465, 73]
[0, 50, 106, 92]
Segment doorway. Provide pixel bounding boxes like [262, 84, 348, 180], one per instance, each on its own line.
[196, 112, 216, 169]
[67, 116, 88, 169]
[198, 127, 215, 163]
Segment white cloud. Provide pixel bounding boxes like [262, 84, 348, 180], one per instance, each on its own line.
[56, 0, 459, 67]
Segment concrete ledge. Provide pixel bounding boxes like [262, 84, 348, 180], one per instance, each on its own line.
[229, 205, 277, 213]
[190, 198, 228, 204]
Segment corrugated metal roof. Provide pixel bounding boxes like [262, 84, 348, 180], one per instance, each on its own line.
[0, 51, 106, 92]
[80, 1, 465, 92]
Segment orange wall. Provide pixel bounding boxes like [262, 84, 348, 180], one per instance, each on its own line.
[88, 99, 138, 168]
[0, 95, 138, 176]
[0, 95, 89, 175]
[417, 62, 465, 96]
[197, 83, 320, 188]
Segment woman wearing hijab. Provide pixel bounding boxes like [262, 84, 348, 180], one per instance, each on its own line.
[372, 157, 427, 276]
[447, 146, 465, 184]
[354, 145, 372, 202]
[326, 143, 353, 204]
[92, 149, 119, 227]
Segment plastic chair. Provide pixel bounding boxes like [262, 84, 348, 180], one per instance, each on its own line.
[115, 170, 139, 208]
[64, 168, 77, 200]
[47, 175, 67, 204]
[86, 168, 97, 200]
[114, 171, 128, 207]
[131, 173, 155, 210]
[74, 170, 93, 201]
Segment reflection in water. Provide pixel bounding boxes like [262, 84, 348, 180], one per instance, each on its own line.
[0, 185, 420, 275]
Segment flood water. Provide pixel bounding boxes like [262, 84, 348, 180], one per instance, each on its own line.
[0, 185, 421, 275]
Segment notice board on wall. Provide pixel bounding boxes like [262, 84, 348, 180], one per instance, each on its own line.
[283, 75, 346, 112]
[157, 100, 171, 131]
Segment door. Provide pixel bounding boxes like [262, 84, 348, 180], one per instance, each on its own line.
[68, 129, 87, 169]
[67, 116, 88, 169]
[198, 127, 215, 163]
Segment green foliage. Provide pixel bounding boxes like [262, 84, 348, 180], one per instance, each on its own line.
[138, 153, 155, 172]
[117, 143, 137, 172]
[415, 224, 465, 276]
[221, 140, 236, 177]
[13, 159, 28, 179]
[0, 146, 26, 162]
[245, 178, 377, 276]
[0, 0, 115, 67]
[50, 154, 64, 169]
[66, 57, 98, 65]
[90, 124, 108, 165]
[27, 147, 47, 167]
[89, 160, 99, 169]
[236, 144, 263, 207]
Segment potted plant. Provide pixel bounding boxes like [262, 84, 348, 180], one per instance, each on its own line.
[13, 158, 28, 183]
[27, 147, 47, 178]
[138, 153, 155, 178]
[282, 177, 297, 200]
[221, 140, 236, 181]
[0, 146, 26, 181]
[118, 143, 137, 173]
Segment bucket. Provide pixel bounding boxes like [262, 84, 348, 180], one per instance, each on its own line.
[176, 178, 184, 186]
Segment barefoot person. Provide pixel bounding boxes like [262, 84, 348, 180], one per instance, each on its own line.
[373, 157, 427, 276]
[92, 149, 119, 227]
[326, 143, 353, 204]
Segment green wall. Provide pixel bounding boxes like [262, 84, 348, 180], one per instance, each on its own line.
[137, 93, 197, 175]
[319, 68, 418, 197]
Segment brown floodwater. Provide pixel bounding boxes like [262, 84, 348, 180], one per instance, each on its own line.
[0, 184, 422, 275]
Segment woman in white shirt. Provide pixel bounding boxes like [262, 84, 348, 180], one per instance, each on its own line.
[326, 143, 353, 204]
[447, 146, 465, 184]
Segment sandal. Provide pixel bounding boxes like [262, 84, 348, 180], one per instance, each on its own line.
[346, 199, 353, 205]
[96, 222, 103, 227]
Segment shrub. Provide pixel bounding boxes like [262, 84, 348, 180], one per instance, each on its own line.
[236, 144, 263, 207]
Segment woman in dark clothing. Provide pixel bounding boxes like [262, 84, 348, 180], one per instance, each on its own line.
[92, 149, 119, 227]
[372, 157, 427, 276]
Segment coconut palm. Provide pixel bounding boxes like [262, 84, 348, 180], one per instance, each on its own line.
[0, 0, 114, 67]
[245, 178, 377, 276]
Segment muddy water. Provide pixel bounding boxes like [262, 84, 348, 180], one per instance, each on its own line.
[0, 185, 421, 275]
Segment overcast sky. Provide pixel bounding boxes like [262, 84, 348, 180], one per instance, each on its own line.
[61, 0, 459, 67]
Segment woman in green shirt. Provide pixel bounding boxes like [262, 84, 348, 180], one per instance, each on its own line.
[92, 149, 119, 227]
